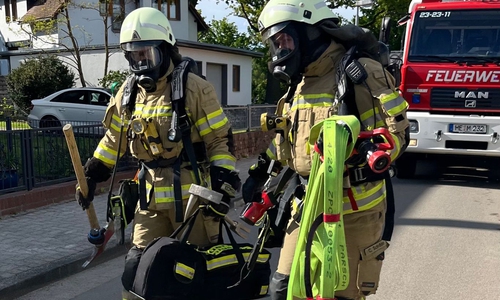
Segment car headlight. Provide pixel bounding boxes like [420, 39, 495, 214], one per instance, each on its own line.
[409, 120, 419, 133]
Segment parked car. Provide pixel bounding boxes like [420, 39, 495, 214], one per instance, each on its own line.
[28, 88, 112, 128]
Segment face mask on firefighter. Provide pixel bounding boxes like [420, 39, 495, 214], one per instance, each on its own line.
[122, 41, 167, 92]
[263, 22, 302, 85]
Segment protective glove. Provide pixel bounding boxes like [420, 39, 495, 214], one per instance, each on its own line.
[242, 176, 265, 204]
[203, 166, 241, 218]
[75, 177, 97, 210]
[243, 153, 282, 204]
[248, 152, 282, 180]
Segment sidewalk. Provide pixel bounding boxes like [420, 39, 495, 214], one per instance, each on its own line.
[0, 156, 258, 300]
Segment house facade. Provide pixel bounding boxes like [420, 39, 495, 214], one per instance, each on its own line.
[0, 0, 260, 106]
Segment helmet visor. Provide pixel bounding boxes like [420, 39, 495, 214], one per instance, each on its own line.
[122, 41, 162, 72]
[263, 24, 298, 66]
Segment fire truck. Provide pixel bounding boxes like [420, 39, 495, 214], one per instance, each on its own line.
[394, 0, 500, 178]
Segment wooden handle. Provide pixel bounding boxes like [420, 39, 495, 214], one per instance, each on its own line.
[63, 124, 100, 230]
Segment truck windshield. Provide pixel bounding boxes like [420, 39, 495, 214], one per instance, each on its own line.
[408, 9, 500, 61]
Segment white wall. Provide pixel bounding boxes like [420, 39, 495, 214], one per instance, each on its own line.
[181, 47, 253, 106]
[7, 45, 254, 105]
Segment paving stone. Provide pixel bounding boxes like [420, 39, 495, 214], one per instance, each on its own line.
[0, 156, 258, 298]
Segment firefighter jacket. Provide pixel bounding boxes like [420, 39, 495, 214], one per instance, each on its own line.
[93, 61, 236, 211]
[267, 41, 409, 215]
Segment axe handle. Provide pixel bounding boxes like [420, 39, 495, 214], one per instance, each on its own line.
[63, 124, 100, 230]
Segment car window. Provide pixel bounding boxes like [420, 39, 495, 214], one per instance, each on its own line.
[52, 91, 88, 104]
[90, 92, 110, 106]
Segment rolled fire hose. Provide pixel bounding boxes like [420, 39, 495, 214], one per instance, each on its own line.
[288, 115, 360, 299]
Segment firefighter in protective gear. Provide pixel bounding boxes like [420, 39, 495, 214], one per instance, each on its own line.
[74, 7, 240, 300]
[243, 1, 410, 300]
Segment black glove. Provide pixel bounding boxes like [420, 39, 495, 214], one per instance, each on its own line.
[243, 153, 282, 204]
[84, 157, 112, 183]
[75, 177, 97, 210]
[204, 166, 241, 218]
[242, 176, 265, 204]
[248, 152, 282, 179]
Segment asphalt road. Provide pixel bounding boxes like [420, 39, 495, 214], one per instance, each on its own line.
[16, 159, 500, 300]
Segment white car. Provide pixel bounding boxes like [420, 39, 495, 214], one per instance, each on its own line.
[28, 87, 112, 128]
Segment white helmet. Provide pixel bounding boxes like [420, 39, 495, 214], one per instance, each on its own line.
[119, 7, 177, 92]
[258, 0, 339, 41]
[258, 0, 339, 85]
[120, 7, 175, 46]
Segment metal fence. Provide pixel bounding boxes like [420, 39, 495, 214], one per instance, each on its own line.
[0, 124, 136, 195]
[0, 105, 277, 195]
[224, 105, 277, 131]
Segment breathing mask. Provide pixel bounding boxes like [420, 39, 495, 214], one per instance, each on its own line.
[263, 22, 302, 85]
[122, 40, 170, 92]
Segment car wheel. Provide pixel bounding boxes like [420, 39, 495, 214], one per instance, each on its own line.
[40, 117, 62, 128]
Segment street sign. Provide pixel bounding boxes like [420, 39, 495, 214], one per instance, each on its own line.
[355, 0, 373, 7]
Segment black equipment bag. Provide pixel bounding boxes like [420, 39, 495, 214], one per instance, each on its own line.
[117, 179, 139, 224]
[130, 209, 272, 300]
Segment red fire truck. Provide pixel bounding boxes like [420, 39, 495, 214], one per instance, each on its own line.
[394, 0, 500, 179]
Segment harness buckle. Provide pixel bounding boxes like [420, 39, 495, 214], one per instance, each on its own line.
[353, 167, 366, 183]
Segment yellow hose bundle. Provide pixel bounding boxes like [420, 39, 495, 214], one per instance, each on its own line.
[288, 115, 360, 300]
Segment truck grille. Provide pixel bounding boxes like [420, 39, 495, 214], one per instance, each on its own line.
[430, 88, 500, 109]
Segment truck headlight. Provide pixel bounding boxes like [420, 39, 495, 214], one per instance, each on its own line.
[409, 120, 419, 133]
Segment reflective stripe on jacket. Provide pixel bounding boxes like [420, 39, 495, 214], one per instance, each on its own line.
[268, 41, 409, 214]
[93, 62, 236, 210]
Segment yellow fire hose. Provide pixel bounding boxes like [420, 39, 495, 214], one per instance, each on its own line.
[288, 115, 360, 299]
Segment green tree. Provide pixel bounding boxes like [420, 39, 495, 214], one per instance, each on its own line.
[6, 55, 75, 111]
[222, 0, 410, 49]
[199, 17, 251, 49]
[98, 70, 130, 91]
[356, 0, 411, 50]
[19, 0, 120, 87]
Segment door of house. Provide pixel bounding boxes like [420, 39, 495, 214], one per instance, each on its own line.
[206, 63, 227, 106]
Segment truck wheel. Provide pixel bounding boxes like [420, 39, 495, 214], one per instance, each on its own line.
[395, 155, 417, 179]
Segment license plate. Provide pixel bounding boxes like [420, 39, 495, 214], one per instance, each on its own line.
[449, 124, 487, 134]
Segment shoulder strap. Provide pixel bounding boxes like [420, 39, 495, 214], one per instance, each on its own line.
[170, 58, 202, 222]
[121, 75, 138, 113]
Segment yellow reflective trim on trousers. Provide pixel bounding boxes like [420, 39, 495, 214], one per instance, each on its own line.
[380, 92, 409, 116]
[205, 252, 270, 270]
[133, 103, 174, 117]
[154, 184, 192, 203]
[210, 154, 236, 170]
[175, 262, 195, 280]
[94, 142, 119, 165]
[343, 181, 386, 214]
